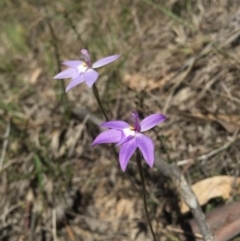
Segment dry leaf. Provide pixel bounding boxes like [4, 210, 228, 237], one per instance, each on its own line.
[116, 198, 135, 219]
[123, 73, 170, 91]
[173, 87, 193, 103]
[50, 129, 61, 158]
[187, 112, 240, 133]
[84, 216, 108, 233]
[180, 176, 240, 213]
[30, 67, 42, 84]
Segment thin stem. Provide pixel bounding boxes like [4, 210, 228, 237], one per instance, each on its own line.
[63, 12, 86, 46]
[44, 8, 67, 100]
[136, 149, 157, 241]
[41, 0, 69, 118]
[140, 0, 195, 31]
[92, 84, 109, 121]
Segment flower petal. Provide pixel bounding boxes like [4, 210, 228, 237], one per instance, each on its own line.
[116, 133, 133, 146]
[100, 121, 129, 130]
[65, 74, 84, 92]
[62, 60, 82, 68]
[53, 68, 77, 79]
[131, 111, 141, 132]
[119, 139, 137, 171]
[92, 55, 120, 69]
[140, 114, 166, 132]
[92, 129, 122, 146]
[81, 49, 91, 64]
[84, 69, 99, 87]
[136, 134, 154, 167]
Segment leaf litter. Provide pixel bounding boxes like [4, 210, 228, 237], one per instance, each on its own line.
[1, 0, 240, 240]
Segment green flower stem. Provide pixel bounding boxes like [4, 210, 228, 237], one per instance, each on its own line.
[92, 84, 109, 121]
[92, 84, 122, 169]
[43, 3, 69, 118]
[136, 149, 157, 241]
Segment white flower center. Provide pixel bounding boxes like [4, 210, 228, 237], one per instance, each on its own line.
[123, 127, 135, 137]
[77, 62, 88, 73]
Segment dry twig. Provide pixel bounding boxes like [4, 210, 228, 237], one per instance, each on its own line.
[0, 121, 11, 172]
[177, 129, 239, 166]
[155, 155, 215, 241]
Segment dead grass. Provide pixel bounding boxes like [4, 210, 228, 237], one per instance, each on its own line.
[0, 0, 240, 240]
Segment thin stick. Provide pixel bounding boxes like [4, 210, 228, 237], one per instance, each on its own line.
[0, 121, 11, 172]
[136, 149, 157, 241]
[52, 209, 57, 241]
[154, 155, 215, 241]
[177, 129, 239, 166]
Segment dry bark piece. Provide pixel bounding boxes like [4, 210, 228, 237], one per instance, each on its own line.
[215, 219, 240, 241]
[189, 202, 240, 234]
[178, 202, 240, 241]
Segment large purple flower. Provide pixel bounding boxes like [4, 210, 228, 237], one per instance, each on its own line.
[92, 111, 166, 171]
[53, 49, 120, 92]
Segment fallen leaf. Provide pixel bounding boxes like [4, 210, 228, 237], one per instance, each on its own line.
[50, 129, 61, 158]
[115, 198, 135, 219]
[173, 87, 193, 103]
[84, 216, 108, 233]
[186, 111, 240, 133]
[180, 176, 240, 213]
[123, 73, 171, 91]
[30, 67, 42, 84]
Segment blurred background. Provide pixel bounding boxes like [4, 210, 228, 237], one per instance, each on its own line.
[1, 0, 240, 240]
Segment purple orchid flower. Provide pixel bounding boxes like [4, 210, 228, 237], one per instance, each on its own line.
[92, 111, 166, 171]
[53, 49, 120, 92]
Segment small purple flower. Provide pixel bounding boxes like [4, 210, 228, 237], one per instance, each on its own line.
[53, 49, 120, 92]
[92, 111, 166, 171]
